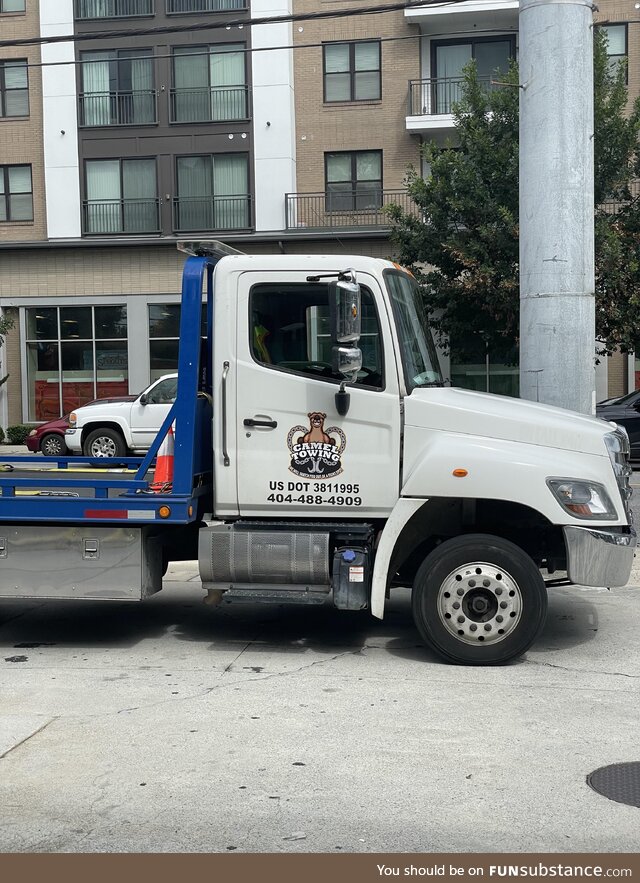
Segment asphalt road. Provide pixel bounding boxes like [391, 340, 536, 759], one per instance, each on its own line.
[1, 563, 639, 854]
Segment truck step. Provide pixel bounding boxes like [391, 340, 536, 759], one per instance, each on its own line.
[221, 589, 327, 605]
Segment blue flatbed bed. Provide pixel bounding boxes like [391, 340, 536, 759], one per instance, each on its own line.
[0, 253, 215, 526]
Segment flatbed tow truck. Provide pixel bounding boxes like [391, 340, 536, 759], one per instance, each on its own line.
[0, 242, 635, 665]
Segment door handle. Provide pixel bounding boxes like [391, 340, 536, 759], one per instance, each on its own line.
[243, 418, 278, 429]
[222, 361, 230, 466]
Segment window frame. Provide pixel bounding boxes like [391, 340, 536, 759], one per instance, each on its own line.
[0, 0, 26, 13]
[83, 156, 159, 235]
[322, 40, 381, 104]
[430, 34, 517, 79]
[597, 23, 628, 83]
[174, 151, 251, 231]
[248, 281, 386, 392]
[170, 43, 248, 123]
[0, 163, 33, 222]
[0, 59, 29, 118]
[324, 149, 383, 213]
[24, 304, 129, 421]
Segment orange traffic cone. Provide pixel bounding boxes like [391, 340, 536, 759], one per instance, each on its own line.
[150, 424, 174, 493]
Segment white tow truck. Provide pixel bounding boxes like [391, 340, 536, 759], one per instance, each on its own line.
[0, 243, 635, 665]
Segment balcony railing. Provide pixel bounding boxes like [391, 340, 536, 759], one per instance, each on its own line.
[172, 195, 252, 232]
[166, 0, 247, 12]
[170, 86, 249, 123]
[285, 190, 419, 231]
[79, 91, 157, 127]
[75, 0, 154, 19]
[408, 76, 493, 116]
[82, 199, 161, 235]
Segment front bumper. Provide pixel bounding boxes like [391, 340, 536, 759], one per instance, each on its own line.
[64, 429, 81, 453]
[564, 525, 637, 587]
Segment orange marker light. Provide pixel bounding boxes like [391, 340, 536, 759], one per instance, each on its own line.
[158, 505, 172, 518]
[452, 469, 468, 478]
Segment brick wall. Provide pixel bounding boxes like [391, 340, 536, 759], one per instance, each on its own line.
[0, 1, 46, 242]
[292, 2, 421, 196]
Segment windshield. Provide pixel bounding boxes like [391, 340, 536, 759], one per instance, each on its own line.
[384, 270, 443, 391]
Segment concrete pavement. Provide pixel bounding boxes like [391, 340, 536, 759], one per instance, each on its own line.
[1, 562, 639, 853]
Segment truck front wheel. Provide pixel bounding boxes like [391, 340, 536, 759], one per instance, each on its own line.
[412, 534, 547, 665]
[83, 427, 127, 458]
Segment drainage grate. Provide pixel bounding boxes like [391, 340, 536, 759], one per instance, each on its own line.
[587, 762, 640, 808]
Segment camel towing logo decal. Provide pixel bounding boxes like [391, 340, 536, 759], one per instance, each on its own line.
[287, 412, 347, 479]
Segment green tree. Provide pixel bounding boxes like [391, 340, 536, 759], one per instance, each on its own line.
[387, 33, 640, 360]
[0, 310, 14, 388]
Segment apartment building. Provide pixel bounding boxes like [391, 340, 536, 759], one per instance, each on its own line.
[0, 0, 636, 428]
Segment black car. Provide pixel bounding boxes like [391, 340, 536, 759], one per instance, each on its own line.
[596, 390, 640, 459]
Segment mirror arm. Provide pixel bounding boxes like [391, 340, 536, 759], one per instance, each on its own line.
[335, 381, 350, 417]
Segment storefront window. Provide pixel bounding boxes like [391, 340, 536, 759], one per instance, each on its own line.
[25, 305, 128, 420]
[148, 303, 206, 381]
[450, 332, 519, 397]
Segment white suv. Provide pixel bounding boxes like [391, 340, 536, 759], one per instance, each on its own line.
[65, 374, 178, 458]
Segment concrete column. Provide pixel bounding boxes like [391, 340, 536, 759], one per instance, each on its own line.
[519, 0, 595, 414]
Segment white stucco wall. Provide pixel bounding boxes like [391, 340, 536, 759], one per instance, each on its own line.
[40, 0, 81, 239]
[250, 0, 296, 232]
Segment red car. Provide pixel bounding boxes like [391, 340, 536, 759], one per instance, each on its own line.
[26, 394, 136, 456]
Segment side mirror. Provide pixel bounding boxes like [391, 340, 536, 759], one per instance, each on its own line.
[329, 275, 363, 389]
[329, 276, 361, 344]
[139, 394, 148, 406]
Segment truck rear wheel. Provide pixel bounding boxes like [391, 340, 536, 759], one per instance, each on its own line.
[412, 533, 547, 665]
[83, 427, 127, 458]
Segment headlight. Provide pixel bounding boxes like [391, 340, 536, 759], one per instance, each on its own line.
[28, 429, 36, 437]
[605, 428, 633, 517]
[547, 478, 617, 520]
[69, 412, 77, 426]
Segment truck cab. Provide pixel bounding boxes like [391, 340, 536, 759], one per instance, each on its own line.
[196, 250, 635, 664]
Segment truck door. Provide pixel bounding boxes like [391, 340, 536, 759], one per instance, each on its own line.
[234, 271, 402, 517]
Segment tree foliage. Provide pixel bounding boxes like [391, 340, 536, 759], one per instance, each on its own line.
[0, 311, 14, 388]
[387, 33, 640, 358]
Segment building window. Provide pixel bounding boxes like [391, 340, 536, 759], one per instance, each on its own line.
[0, 164, 33, 221]
[83, 158, 159, 234]
[325, 150, 382, 212]
[166, 0, 247, 13]
[149, 303, 206, 380]
[75, 0, 154, 19]
[0, 0, 25, 11]
[0, 60, 28, 117]
[171, 44, 247, 123]
[25, 305, 128, 420]
[174, 153, 250, 231]
[600, 24, 627, 78]
[323, 41, 381, 103]
[430, 36, 515, 114]
[80, 49, 155, 126]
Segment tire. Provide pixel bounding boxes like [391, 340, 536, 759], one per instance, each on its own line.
[83, 427, 127, 458]
[40, 433, 67, 457]
[412, 533, 548, 666]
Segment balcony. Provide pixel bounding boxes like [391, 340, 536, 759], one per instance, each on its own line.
[285, 190, 419, 231]
[172, 196, 252, 232]
[82, 199, 161, 235]
[75, 0, 154, 19]
[79, 91, 157, 127]
[169, 86, 250, 124]
[405, 0, 518, 32]
[407, 76, 493, 134]
[166, 0, 248, 12]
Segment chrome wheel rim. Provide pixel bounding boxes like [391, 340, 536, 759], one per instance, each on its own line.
[89, 436, 117, 457]
[42, 437, 63, 456]
[437, 562, 522, 645]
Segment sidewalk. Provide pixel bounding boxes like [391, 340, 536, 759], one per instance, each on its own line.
[0, 445, 30, 455]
